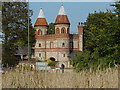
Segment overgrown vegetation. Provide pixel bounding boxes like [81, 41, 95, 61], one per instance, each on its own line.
[43, 59, 55, 67]
[2, 66, 118, 88]
[47, 59, 55, 67]
[2, 2, 35, 67]
[71, 1, 120, 71]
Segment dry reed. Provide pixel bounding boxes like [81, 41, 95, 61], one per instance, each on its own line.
[2, 67, 118, 88]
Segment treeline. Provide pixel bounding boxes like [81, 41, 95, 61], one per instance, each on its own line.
[71, 1, 120, 71]
[1, 2, 55, 67]
[2, 2, 35, 67]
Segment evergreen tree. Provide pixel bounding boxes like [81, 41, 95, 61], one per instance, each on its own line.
[48, 23, 55, 34]
[2, 2, 35, 67]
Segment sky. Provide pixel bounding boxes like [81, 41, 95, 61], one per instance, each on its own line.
[29, 2, 113, 34]
[30, 2, 113, 34]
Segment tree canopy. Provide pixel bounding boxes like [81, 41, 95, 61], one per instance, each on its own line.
[2, 2, 35, 67]
[71, 1, 120, 72]
[48, 23, 55, 34]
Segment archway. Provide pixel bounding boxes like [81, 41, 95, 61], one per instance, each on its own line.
[50, 57, 55, 61]
[61, 64, 65, 68]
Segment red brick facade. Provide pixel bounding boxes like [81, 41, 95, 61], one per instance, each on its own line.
[34, 5, 83, 68]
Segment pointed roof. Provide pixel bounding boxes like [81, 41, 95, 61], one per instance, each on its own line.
[55, 4, 70, 25]
[34, 8, 48, 27]
[58, 4, 66, 15]
[38, 8, 45, 18]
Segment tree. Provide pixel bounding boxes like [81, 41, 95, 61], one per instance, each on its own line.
[71, 2, 120, 71]
[111, 1, 120, 22]
[2, 2, 35, 67]
[48, 23, 55, 34]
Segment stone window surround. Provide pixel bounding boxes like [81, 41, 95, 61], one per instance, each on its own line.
[61, 27, 66, 34]
[39, 43, 41, 47]
[38, 29, 42, 35]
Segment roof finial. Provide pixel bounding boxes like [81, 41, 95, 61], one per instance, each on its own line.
[38, 8, 45, 18]
[61, 2, 63, 6]
[58, 3, 66, 15]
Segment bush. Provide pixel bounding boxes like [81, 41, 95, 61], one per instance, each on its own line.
[47, 59, 55, 67]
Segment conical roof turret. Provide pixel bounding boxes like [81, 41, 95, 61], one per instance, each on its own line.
[55, 4, 70, 25]
[34, 8, 48, 26]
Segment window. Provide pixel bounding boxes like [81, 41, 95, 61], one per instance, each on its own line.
[39, 53, 41, 57]
[46, 31, 48, 35]
[63, 54, 65, 57]
[67, 28, 69, 34]
[61, 27, 66, 34]
[70, 42, 73, 48]
[62, 43, 65, 47]
[50, 41, 53, 48]
[38, 30, 42, 35]
[39, 43, 41, 47]
[56, 28, 60, 34]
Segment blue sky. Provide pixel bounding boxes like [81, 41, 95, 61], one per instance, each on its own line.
[29, 2, 114, 34]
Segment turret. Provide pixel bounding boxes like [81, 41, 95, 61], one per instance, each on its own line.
[55, 4, 70, 35]
[34, 8, 48, 35]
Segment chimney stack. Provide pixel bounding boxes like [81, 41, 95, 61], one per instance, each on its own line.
[78, 22, 83, 35]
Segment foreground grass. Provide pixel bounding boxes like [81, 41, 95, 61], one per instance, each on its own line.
[2, 67, 118, 88]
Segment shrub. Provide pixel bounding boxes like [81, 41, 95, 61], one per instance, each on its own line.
[47, 59, 55, 67]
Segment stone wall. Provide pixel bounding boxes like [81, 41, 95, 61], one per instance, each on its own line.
[35, 26, 48, 35]
[34, 24, 83, 68]
[55, 24, 70, 34]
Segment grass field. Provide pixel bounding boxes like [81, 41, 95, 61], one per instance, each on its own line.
[2, 67, 118, 88]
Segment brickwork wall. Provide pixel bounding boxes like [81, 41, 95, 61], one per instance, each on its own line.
[34, 24, 83, 68]
[79, 35, 83, 51]
[55, 24, 70, 34]
[35, 26, 48, 35]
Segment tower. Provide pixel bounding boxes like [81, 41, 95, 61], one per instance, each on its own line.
[34, 8, 48, 35]
[54, 4, 71, 67]
[55, 4, 70, 35]
[34, 8, 48, 60]
[78, 22, 83, 51]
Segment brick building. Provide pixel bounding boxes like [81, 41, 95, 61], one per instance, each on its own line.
[34, 4, 83, 68]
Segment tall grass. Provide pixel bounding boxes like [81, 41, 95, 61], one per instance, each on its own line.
[2, 66, 118, 88]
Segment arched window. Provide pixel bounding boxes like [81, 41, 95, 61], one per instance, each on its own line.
[39, 53, 41, 57]
[62, 43, 65, 47]
[50, 41, 53, 48]
[63, 54, 65, 57]
[61, 27, 66, 34]
[38, 30, 42, 35]
[46, 31, 48, 35]
[39, 43, 41, 47]
[56, 28, 60, 34]
[67, 28, 69, 34]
